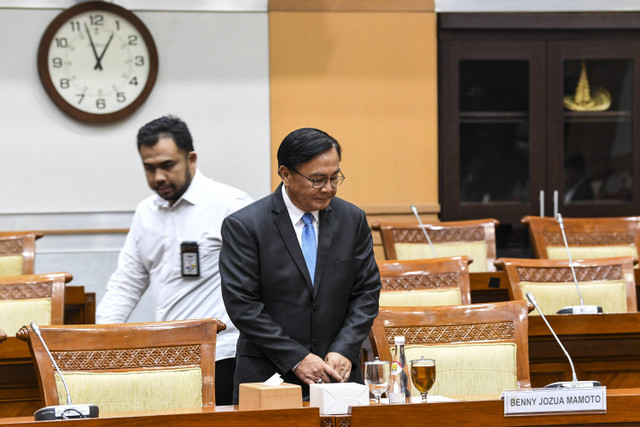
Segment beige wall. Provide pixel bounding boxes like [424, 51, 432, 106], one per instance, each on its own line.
[269, 1, 439, 258]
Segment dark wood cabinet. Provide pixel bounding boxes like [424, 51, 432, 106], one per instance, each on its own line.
[439, 13, 640, 229]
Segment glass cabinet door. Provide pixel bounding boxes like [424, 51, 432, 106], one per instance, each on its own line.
[440, 41, 545, 223]
[547, 41, 638, 217]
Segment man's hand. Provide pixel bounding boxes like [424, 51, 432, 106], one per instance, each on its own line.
[325, 352, 352, 381]
[293, 353, 343, 385]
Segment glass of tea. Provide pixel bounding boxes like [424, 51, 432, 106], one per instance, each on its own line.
[410, 358, 436, 403]
[364, 357, 390, 404]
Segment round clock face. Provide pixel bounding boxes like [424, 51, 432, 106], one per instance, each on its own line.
[37, 2, 158, 123]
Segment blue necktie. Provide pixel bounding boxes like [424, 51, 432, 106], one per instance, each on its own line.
[301, 213, 317, 285]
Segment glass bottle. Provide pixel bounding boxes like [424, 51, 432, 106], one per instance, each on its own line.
[388, 336, 411, 404]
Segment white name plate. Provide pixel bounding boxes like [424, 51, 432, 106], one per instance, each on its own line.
[503, 387, 607, 416]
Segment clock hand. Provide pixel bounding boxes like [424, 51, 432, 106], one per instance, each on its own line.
[95, 32, 114, 70]
[84, 23, 102, 71]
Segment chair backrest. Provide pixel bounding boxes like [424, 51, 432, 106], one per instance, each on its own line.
[377, 256, 472, 307]
[0, 272, 70, 336]
[371, 219, 499, 272]
[0, 231, 43, 276]
[522, 215, 640, 261]
[370, 300, 530, 397]
[496, 256, 637, 314]
[21, 319, 224, 413]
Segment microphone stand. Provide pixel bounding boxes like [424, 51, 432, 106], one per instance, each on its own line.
[526, 293, 600, 389]
[555, 213, 602, 315]
[410, 205, 437, 257]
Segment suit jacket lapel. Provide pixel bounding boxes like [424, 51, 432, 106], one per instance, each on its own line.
[314, 204, 333, 297]
[271, 185, 315, 292]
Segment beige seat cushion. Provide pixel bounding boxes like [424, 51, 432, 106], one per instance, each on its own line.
[547, 245, 638, 261]
[0, 298, 52, 335]
[521, 280, 627, 314]
[0, 255, 24, 276]
[55, 368, 203, 413]
[399, 343, 518, 397]
[394, 241, 488, 272]
[379, 289, 462, 307]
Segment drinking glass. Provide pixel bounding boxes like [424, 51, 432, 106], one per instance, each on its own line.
[364, 357, 390, 404]
[410, 358, 436, 403]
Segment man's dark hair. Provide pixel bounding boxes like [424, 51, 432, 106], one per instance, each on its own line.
[137, 115, 194, 153]
[277, 128, 341, 173]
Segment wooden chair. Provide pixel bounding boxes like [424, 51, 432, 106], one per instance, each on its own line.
[371, 219, 499, 272]
[19, 319, 224, 413]
[370, 300, 530, 398]
[0, 231, 43, 276]
[377, 256, 472, 307]
[0, 272, 70, 336]
[496, 256, 637, 315]
[522, 215, 640, 261]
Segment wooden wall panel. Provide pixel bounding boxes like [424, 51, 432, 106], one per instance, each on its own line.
[269, 10, 438, 218]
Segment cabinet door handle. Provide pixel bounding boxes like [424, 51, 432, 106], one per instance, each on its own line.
[553, 190, 559, 217]
[539, 190, 545, 217]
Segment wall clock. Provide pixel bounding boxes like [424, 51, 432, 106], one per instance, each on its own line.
[37, 1, 158, 123]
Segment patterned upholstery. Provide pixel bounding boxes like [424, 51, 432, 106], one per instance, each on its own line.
[378, 256, 472, 307]
[497, 256, 637, 314]
[370, 300, 531, 397]
[23, 319, 223, 411]
[372, 219, 499, 272]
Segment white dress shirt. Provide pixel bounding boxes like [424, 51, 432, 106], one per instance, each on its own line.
[96, 170, 253, 360]
[282, 186, 319, 244]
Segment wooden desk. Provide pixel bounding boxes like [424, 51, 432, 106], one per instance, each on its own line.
[528, 313, 640, 388]
[346, 388, 640, 426]
[0, 286, 95, 418]
[0, 407, 320, 426]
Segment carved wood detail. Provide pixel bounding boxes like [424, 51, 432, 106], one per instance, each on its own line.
[517, 265, 623, 283]
[391, 227, 485, 244]
[0, 239, 23, 255]
[51, 345, 202, 371]
[0, 282, 52, 299]
[381, 272, 460, 290]
[544, 232, 635, 246]
[385, 321, 515, 345]
[336, 418, 351, 427]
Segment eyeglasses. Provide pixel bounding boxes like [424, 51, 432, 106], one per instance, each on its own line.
[290, 168, 346, 189]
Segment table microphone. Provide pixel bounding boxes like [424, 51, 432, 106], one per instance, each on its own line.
[555, 213, 602, 315]
[410, 205, 437, 257]
[30, 322, 99, 421]
[526, 292, 601, 389]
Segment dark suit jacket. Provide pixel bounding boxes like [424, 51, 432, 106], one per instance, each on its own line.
[220, 185, 381, 399]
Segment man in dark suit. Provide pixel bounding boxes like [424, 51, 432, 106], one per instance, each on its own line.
[220, 128, 381, 401]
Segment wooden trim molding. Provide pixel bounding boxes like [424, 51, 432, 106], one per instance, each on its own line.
[269, 0, 434, 12]
[362, 203, 440, 216]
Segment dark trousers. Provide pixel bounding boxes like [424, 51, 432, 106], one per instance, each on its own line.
[215, 357, 235, 406]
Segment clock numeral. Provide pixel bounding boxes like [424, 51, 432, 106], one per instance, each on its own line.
[96, 98, 106, 109]
[128, 35, 138, 46]
[116, 92, 126, 103]
[115, 20, 121, 31]
[52, 57, 63, 68]
[54, 37, 68, 48]
[89, 14, 104, 26]
[76, 94, 85, 105]
[60, 78, 70, 89]
[69, 21, 80, 32]
[129, 77, 139, 86]
[134, 56, 145, 66]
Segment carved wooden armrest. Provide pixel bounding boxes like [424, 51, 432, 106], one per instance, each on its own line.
[16, 325, 30, 342]
[215, 319, 226, 333]
[0, 329, 6, 343]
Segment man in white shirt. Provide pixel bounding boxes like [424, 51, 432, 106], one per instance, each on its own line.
[96, 115, 252, 405]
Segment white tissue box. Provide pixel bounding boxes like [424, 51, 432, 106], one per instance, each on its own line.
[309, 382, 369, 415]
